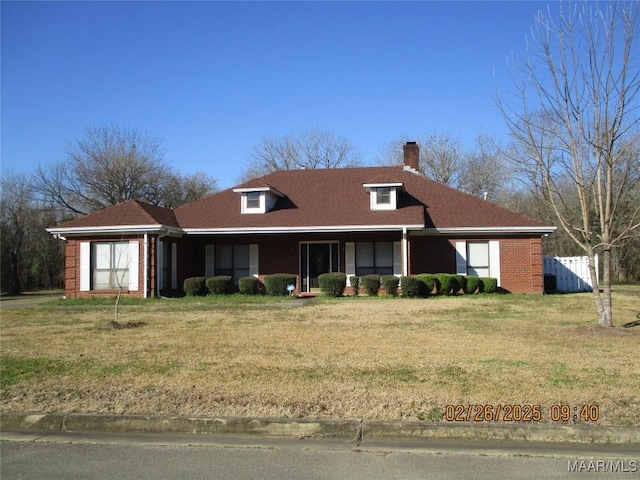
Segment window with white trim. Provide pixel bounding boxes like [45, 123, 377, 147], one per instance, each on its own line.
[245, 191, 261, 210]
[455, 240, 501, 286]
[215, 244, 250, 283]
[92, 242, 130, 290]
[375, 187, 391, 205]
[355, 242, 394, 276]
[466, 242, 490, 277]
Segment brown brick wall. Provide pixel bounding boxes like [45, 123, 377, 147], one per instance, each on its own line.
[499, 237, 544, 294]
[408, 235, 545, 294]
[62, 233, 544, 297]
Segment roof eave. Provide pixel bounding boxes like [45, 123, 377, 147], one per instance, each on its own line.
[183, 224, 425, 235]
[46, 224, 184, 237]
[415, 226, 557, 236]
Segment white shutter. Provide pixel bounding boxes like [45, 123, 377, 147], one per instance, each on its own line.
[249, 244, 259, 278]
[393, 241, 402, 276]
[205, 245, 215, 277]
[345, 242, 355, 286]
[171, 243, 178, 289]
[79, 241, 91, 291]
[455, 241, 467, 275]
[128, 241, 139, 291]
[489, 240, 501, 286]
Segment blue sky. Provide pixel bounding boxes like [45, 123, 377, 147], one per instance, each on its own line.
[2, 1, 549, 189]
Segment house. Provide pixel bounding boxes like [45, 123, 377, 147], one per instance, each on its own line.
[47, 142, 556, 298]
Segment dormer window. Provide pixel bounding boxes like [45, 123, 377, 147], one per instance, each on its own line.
[363, 182, 403, 211]
[376, 187, 391, 205]
[233, 185, 284, 214]
[246, 191, 261, 210]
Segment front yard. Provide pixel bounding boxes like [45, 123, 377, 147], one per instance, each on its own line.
[1, 286, 639, 426]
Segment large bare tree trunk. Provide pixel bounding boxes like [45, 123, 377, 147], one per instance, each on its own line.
[498, 1, 640, 327]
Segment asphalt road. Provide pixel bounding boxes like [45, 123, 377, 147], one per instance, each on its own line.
[2, 432, 638, 480]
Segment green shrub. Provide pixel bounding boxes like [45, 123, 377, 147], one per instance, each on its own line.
[435, 273, 459, 296]
[238, 276, 260, 295]
[361, 274, 381, 296]
[400, 276, 427, 298]
[318, 273, 347, 297]
[465, 275, 481, 294]
[206, 276, 234, 295]
[451, 274, 466, 294]
[480, 277, 498, 294]
[264, 273, 297, 296]
[381, 275, 400, 297]
[349, 276, 360, 296]
[183, 277, 207, 296]
[416, 274, 439, 295]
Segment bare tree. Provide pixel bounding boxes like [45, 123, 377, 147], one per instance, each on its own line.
[375, 132, 510, 199]
[458, 132, 510, 200]
[239, 128, 363, 181]
[34, 124, 217, 215]
[420, 132, 465, 187]
[374, 137, 412, 166]
[498, 1, 640, 327]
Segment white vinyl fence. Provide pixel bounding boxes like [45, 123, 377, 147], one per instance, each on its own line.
[543, 255, 598, 293]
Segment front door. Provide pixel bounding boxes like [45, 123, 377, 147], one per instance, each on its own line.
[300, 242, 339, 292]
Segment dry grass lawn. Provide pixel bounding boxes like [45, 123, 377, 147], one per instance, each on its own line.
[1, 286, 639, 426]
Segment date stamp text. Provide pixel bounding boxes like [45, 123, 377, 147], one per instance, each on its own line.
[444, 404, 600, 422]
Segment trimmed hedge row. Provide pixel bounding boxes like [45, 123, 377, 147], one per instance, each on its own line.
[183, 277, 207, 296]
[264, 273, 297, 296]
[318, 273, 347, 297]
[361, 274, 381, 296]
[400, 273, 499, 297]
[239, 276, 260, 295]
[206, 275, 234, 295]
[183, 272, 498, 298]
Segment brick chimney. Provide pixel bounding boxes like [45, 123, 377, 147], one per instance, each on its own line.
[403, 142, 420, 172]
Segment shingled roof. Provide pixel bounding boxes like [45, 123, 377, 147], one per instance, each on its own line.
[49, 200, 179, 231]
[173, 166, 550, 232]
[49, 166, 552, 234]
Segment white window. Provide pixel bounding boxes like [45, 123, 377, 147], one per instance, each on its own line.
[246, 191, 261, 209]
[234, 186, 284, 214]
[206, 244, 256, 284]
[467, 242, 490, 277]
[363, 182, 402, 210]
[92, 242, 130, 290]
[376, 187, 391, 205]
[216, 244, 250, 283]
[355, 242, 394, 276]
[455, 240, 501, 285]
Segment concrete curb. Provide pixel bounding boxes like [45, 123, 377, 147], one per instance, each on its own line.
[1, 413, 638, 445]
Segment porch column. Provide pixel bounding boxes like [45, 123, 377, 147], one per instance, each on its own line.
[402, 227, 409, 276]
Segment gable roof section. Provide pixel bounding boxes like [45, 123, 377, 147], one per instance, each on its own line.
[47, 200, 180, 235]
